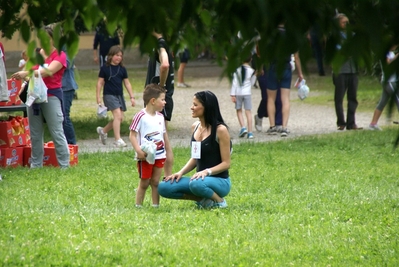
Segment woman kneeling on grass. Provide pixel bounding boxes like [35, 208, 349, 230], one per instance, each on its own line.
[158, 90, 231, 208]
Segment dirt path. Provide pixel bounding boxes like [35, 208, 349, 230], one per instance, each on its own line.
[77, 63, 394, 153]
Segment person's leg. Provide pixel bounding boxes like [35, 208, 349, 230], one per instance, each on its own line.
[245, 109, 253, 134]
[41, 96, 70, 168]
[255, 73, 268, 132]
[280, 88, 290, 128]
[333, 73, 347, 128]
[158, 177, 200, 201]
[189, 177, 231, 202]
[136, 178, 150, 206]
[266, 89, 277, 127]
[150, 166, 162, 206]
[346, 74, 359, 129]
[163, 120, 174, 177]
[236, 109, 245, 128]
[106, 108, 123, 141]
[275, 88, 283, 126]
[62, 90, 76, 144]
[27, 106, 45, 168]
[257, 73, 268, 119]
[370, 84, 391, 125]
[177, 62, 187, 84]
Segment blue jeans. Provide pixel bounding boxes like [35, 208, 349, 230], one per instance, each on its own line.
[63, 90, 76, 144]
[158, 176, 231, 200]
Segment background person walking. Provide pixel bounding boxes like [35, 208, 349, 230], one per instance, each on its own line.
[230, 56, 256, 139]
[96, 45, 136, 147]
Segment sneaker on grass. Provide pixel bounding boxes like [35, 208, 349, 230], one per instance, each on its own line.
[114, 139, 127, 148]
[368, 124, 382, 131]
[96, 127, 107, 145]
[213, 199, 228, 208]
[196, 198, 214, 209]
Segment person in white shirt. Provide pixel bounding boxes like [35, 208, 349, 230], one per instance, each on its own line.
[230, 56, 256, 139]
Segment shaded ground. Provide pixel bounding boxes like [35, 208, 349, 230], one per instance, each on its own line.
[78, 61, 396, 153]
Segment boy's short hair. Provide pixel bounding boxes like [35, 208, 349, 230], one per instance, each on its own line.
[143, 83, 166, 105]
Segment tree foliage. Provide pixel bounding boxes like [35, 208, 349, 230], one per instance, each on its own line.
[1, 1, 399, 72]
[2, 0, 399, 144]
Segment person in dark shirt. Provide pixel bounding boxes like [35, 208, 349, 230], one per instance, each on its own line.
[93, 29, 120, 68]
[145, 31, 175, 177]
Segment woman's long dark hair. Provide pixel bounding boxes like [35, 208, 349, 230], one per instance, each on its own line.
[194, 90, 228, 141]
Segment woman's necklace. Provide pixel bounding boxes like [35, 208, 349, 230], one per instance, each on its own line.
[108, 65, 120, 81]
[198, 125, 208, 139]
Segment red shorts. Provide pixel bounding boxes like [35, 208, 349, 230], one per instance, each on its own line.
[137, 158, 166, 179]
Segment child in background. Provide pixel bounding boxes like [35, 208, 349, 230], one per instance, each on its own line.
[96, 45, 135, 147]
[18, 50, 28, 70]
[129, 84, 170, 208]
[230, 56, 256, 139]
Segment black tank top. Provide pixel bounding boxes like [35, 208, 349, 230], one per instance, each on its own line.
[191, 127, 229, 178]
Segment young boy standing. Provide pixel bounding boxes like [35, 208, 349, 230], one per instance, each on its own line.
[129, 84, 171, 207]
[230, 56, 256, 139]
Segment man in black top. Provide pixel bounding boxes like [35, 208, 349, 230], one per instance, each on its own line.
[145, 31, 175, 176]
[93, 29, 120, 68]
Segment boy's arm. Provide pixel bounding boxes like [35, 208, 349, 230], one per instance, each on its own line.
[129, 131, 146, 159]
[123, 78, 135, 107]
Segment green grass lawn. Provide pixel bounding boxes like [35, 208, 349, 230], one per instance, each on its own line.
[1, 67, 398, 265]
[1, 128, 399, 266]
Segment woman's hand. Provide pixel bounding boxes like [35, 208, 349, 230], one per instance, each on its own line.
[163, 172, 183, 183]
[11, 71, 29, 80]
[190, 169, 208, 181]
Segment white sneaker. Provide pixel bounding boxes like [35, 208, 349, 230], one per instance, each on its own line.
[254, 115, 262, 132]
[368, 124, 382, 131]
[177, 83, 190, 88]
[96, 127, 107, 145]
[114, 139, 127, 148]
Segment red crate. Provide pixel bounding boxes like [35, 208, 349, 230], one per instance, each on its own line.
[0, 147, 24, 167]
[0, 79, 22, 106]
[0, 117, 30, 147]
[23, 143, 78, 167]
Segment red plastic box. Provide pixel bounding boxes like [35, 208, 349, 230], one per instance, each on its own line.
[0, 79, 22, 106]
[0, 147, 24, 167]
[0, 117, 31, 147]
[23, 143, 78, 167]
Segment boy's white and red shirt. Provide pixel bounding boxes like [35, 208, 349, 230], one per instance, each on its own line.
[129, 109, 166, 159]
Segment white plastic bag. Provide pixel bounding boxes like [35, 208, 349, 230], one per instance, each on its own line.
[26, 67, 48, 106]
[0, 48, 8, 102]
[97, 104, 108, 118]
[295, 78, 309, 100]
[140, 140, 157, 164]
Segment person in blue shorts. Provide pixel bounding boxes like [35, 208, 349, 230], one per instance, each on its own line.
[177, 48, 191, 87]
[266, 23, 304, 137]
